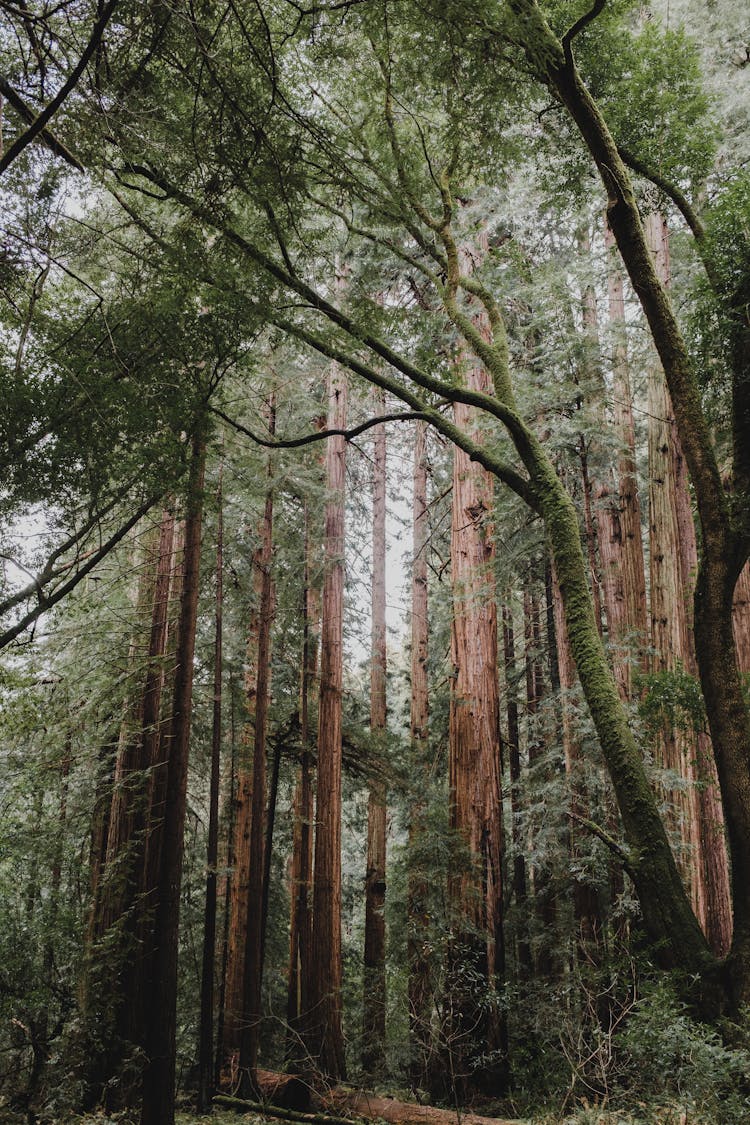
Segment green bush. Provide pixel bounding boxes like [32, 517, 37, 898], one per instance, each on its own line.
[615, 981, 750, 1122]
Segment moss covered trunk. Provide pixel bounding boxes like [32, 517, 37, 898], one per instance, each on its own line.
[508, 0, 749, 1006]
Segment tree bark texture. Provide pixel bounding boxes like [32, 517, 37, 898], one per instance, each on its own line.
[287, 500, 319, 1059]
[363, 400, 388, 1075]
[309, 362, 348, 1080]
[733, 562, 750, 674]
[239, 421, 276, 1094]
[448, 301, 505, 1091]
[141, 431, 206, 1125]
[407, 420, 431, 1080]
[83, 508, 176, 1106]
[596, 222, 648, 700]
[198, 469, 224, 1114]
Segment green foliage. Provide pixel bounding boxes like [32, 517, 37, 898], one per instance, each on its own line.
[689, 172, 750, 441]
[582, 19, 716, 188]
[616, 981, 750, 1122]
[635, 664, 707, 740]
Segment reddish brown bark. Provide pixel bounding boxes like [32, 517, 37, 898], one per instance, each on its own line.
[216, 668, 238, 1090]
[309, 363, 348, 1080]
[223, 706, 253, 1064]
[82, 509, 176, 1106]
[596, 222, 648, 700]
[447, 298, 505, 1091]
[141, 430, 206, 1125]
[407, 420, 431, 1077]
[239, 439, 276, 1092]
[363, 400, 388, 1074]
[645, 213, 731, 957]
[223, 407, 276, 1073]
[287, 502, 319, 1056]
[197, 469, 224, 1114]
[733, 562, 750, 675]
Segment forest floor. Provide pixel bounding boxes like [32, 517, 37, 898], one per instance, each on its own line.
[0, 1105, 726, 1124]
[22, 1105, 721, 1125]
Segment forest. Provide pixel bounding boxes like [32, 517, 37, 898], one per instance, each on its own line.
[0, 0, 749, 1122]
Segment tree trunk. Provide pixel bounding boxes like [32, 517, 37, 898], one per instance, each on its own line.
[524, 580, 557, 978]
[140, 430, 206, 1125]
[82, 508, 176, 1106]
[363, 399, 388, 1075]
[197, 469, 224, 1114]
[510, 6, 747, 1002]
[239, 406, 277, 1095]
[596, 222, 648, 699]
[309, 362, 348, 1080]
[550, 560, 601, 953]
[733, 562, 750, 674]
[447, 318, 505, 1094]
[407, 420, 431, 1083]
[645, 212, 731, 957]
[216, 668, 238, 1091]
[287, 501, 318, 1060]
[501, 599, 531, 975]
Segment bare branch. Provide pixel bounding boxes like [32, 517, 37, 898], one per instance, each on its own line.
[0, 490, 161, 649]
[0, 0, 118, 175]
[211, 405, 429, 449]
[562, 0, 607, 63]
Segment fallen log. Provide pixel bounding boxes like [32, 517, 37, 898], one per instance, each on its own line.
[214, 1094, 355, 1125]
[215, 1076, 523, 1125]
[318, 1088, 523, 1125]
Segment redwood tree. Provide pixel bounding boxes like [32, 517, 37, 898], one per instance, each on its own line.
[308, 363, 348, 1080]
[141, 428, 206, 1125]
[362, 401, 388, 1074]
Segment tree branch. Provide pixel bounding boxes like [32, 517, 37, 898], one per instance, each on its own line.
[562, 0, 607, 63]
[0, 479, 138, 617]
[0, 490, 161, 649]
[211, 406, 429, 449]
[0, 0, 118, 175]
[0, 76, 84, 171]
[569, 812, 635, 879]
[616, 145, 720, 289]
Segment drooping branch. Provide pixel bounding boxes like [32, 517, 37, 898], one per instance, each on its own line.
[115, 165, 539, 461]
[210, 405, 430, 449]
[0, 490, 161, 649]
[569, 812, 635, 879]
[266, 311, 538, 508]
[0, 479, 139, 617]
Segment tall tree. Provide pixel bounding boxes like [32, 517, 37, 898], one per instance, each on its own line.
[596, 221, 648, 700]
[239, 406, 277, 1095]
[287, 500, 319, 1058]
[197, 467, 224, 1114]
[308, 363, 348, 1080]
[82, 506, 175, 1106]
[501, 598, 531, 975]
[363, 401, 388, 1074]
[407, 420, 431, 1082]
[645, 212, 731, 955]
[447, 272, 505, 1091]
[141, 427, 206, 1125]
